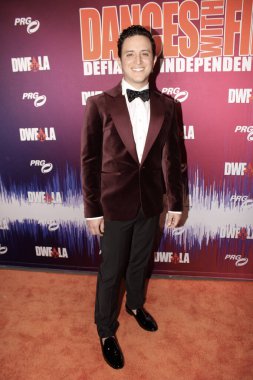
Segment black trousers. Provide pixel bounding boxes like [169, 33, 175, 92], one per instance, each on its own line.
[95, 209, 159, 338]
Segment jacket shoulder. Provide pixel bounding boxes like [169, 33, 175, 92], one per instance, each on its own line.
[85, 92, 109, 116]
[104, 82, 122, 97]
[86, 91, 105, 104]
[86, 82, 121, 106]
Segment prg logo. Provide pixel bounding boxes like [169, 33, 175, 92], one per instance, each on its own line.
[38, 219, 60, 231]
[161, 87, 189, 102]
[234, 126, 253, 142]
[30, 160, 53, 174]
[0, 244, 8, 255]
[23, 92, 47, 107]
[224, 254, 248, 267]
[172, 226, 185, 236]
[230, 195, 253, 210]
[14, 17, 40, 34]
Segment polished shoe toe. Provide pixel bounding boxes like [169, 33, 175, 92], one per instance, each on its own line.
[126, 305, 158, 332]
[100, 336, 124, 369]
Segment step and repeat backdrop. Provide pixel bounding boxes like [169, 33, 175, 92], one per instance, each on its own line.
[0, 0, 252, 279]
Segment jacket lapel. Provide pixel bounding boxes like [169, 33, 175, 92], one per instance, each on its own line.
[106, 84, 139, 163]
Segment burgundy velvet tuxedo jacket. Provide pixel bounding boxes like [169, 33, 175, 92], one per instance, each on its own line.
[81, 82, 183, 221]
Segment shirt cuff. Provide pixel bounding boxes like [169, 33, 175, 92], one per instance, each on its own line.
[167, 211, 182, 214]
[86, 216, 103, 220]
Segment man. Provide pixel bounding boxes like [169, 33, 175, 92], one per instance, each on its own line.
[81, 25, 183, 369]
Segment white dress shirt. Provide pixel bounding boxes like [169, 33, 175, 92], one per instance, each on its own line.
[86, 79, 181, 219]
[121, 78, 150, 163]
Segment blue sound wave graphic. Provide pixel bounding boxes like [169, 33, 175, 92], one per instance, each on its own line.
[160, 168, 252, 256]
[0, 166, 252, 262]
[0, 166, 99, 262]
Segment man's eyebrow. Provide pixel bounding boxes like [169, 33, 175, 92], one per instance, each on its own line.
[124, 49, 151, 53]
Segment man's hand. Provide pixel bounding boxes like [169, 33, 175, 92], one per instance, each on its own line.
[165, 212, 181, 229]
[86, 218, 104, 236]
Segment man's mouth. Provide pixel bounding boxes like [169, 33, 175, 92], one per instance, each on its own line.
[132, 68, 144, 72]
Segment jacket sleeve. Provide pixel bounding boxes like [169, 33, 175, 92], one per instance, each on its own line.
[81, 96, 103, 218]
[163, 99, 184, 212]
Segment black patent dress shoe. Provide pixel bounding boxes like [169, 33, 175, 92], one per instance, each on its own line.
[126, 304, 158, 332]
[100, 336, 124, 369]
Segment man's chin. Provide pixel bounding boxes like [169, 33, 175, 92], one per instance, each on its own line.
[125, 77, 149, 87]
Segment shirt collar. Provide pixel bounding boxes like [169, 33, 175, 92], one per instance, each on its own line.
[121, 78, 149, 96]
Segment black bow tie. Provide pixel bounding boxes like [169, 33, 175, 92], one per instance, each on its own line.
[126, 88, 150, 102]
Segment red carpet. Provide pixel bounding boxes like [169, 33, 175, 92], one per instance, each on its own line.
[0, 268, 252, 380]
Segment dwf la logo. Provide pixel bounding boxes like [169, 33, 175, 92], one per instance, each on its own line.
[30, 160, 53, 174]
[224, 162, 253, 176]
[154, 252, 190, 263]
[35, 246, 68, 258]
[27, 192, 62, 204]
[220, 227, 253, 239]
[11, 56, 50, 72]
[234, 126, 253, 142]
[81, 91, 102, 105]
[22, 92, 47, 107]
[14, 17, 40, 34]
[228, 89, 253, 103]
[161, 87, 189, 102]
[38, 219, 60, 231]
[19, 128, 56, 142]
[224, 254, 248, 267]
[183, 125, 195, 140]
[0, 244, 8, 255]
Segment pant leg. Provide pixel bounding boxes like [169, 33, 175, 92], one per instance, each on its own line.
[95, 218, 135, 338]
[125, 211, 159, 310]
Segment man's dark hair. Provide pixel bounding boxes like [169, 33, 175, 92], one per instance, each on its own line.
[117, 25, 156, 58]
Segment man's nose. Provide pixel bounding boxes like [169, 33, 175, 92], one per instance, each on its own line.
[135, 54, 142, 64]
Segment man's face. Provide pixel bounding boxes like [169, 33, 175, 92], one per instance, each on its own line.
[118, 35, 157, 89]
